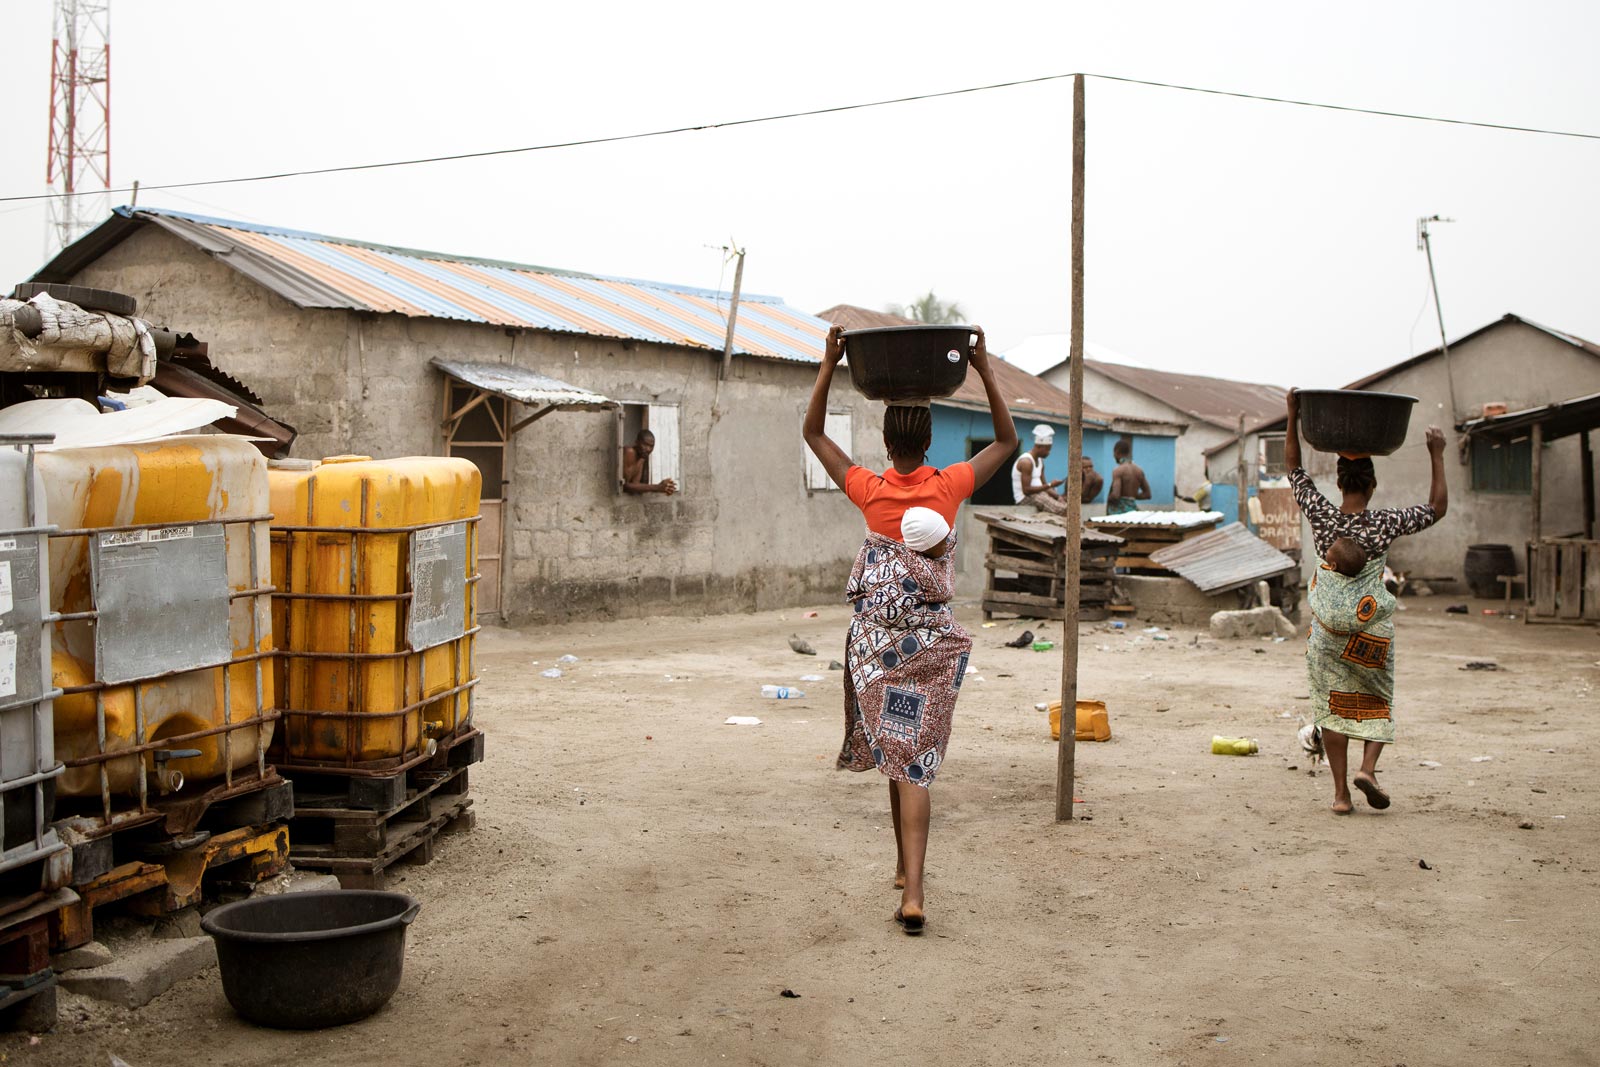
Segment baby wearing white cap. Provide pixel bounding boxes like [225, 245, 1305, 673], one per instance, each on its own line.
[901, 506, 952, 559]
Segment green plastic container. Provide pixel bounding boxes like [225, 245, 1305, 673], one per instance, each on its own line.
[1032, 640, 1055, 652]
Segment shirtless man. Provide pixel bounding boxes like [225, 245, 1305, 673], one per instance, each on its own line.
[1080, 456, 1104, 505]
[1106, 438, 1150, 515]
[622, 429, 677, 495]
[1012, 425, 1069, 515]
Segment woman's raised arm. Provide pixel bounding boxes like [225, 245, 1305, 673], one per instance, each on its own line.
[803, 325, 854, 490]
[966, 327, 1020, 487]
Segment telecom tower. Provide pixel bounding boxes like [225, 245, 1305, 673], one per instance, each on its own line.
[45, 0, 111, 256]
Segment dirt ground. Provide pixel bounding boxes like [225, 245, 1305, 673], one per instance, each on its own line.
[7, 594, 1599, 1067]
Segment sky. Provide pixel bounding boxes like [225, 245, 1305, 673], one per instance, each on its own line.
[2, 0, 1597, 389]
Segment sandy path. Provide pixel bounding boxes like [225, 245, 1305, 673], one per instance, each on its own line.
[8, 597, 1599, 1066]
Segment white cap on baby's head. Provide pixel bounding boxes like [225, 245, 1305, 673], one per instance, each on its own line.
[901, 507, 951, 552]
[1032, 424, 1055, 443]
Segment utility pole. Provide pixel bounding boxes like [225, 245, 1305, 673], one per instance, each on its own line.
[1236, 413, 1249, 529]
[717, 246, 746, 381]
[45, 0, 113, 257]
[1056, 73, 1086, 823]
[1417, 215, 1459, 422]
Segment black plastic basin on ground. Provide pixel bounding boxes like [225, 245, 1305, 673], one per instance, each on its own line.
[1297, 389, 1418, 456]
[201, 890, 419, 1029]
[839, 325, 973, 401]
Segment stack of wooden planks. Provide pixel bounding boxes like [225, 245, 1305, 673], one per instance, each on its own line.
[1086, 511, 1223, 575]
[975, 510, 1123, 622]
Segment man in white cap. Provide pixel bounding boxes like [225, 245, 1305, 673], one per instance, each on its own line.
[1012, 424, 1070, 515]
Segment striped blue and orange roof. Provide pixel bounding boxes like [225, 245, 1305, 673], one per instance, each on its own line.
[82, 207, 831, 363]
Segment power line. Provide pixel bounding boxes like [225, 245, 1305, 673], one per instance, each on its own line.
[3, 70, 1596, 206]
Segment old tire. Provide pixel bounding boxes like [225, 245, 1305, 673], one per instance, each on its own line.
[9, 283, 136, 317]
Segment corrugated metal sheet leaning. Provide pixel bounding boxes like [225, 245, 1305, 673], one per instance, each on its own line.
[1147, 522, 1296, 594]
[430, 359, 618, 411]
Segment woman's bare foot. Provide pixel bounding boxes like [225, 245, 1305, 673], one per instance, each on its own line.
[1331, 791, 1354, 815]
[894, 871, 906, 890]
[894, 897, 925, 935]
[1352, 771, 1391, 810]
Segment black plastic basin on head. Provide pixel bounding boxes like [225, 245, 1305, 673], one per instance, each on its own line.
[1297, 389, 1418, 456]
[839, 325, 973, 401]
[201, 890, 419, 1029]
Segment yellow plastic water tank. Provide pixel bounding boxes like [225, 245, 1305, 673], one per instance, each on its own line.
[39, 437, 276, 799]
[268, 455, 480, 771]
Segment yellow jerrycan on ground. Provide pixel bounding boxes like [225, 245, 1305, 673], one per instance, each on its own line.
[269, 455, 480, 772]
[1048, 699, 1112, 742]
[39, 437, 276, 800]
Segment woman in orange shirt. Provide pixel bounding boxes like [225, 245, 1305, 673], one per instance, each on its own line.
[803, 324, 1018, 934]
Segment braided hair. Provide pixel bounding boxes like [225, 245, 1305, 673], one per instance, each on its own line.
[1336, 456, 1377, 496]
[882, 404, 933, 462]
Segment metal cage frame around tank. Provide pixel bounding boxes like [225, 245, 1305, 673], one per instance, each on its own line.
[269, 474, 481, 778]
[45, 504, 281, 829]
[0, 435, 69, 887]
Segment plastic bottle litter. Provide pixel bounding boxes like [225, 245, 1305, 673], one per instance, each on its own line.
[1031, 640, 1055, 652]
[540, 668, 563, 679]
[1110, 621, 1127, 630]
[1152, 633, 1169, 642]
[1211, 736, 1259, 756]
[761, 685, 805, 699]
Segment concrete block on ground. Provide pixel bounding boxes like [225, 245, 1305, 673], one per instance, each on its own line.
[53, 940, 113, 972]
[252, 870, 342, 896]
[1209, 605, 1299, 639]
[59, 937, 216, 1008]
[1119, 575, 1236, 628]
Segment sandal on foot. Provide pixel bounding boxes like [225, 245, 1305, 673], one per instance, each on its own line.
[1353, 774, 1390, 810]
[893, 909, 925, 936]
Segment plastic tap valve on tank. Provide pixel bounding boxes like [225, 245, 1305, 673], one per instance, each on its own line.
[150, 748, 201, 793]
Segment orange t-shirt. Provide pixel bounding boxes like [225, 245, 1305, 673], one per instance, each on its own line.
[844, 462, 976, 541]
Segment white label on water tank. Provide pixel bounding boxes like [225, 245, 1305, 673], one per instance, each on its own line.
[149, 525, 195, 542]
[946, 349, 961, 363]
[0, 630, 15, 699]
[0, 561, 10, 617]
[0, 538, 16, 551]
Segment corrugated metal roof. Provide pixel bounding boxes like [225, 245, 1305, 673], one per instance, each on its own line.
[45, 208, 832, 364]
[1087, 510, 1224, 530]
[815, 304, 1115, 426]
[1147, 522, 1297, 594]
[1084, 359, 1287, 430]
[1460, 390, 1600, 444]
[431, 358, 617, 410]
[972, 509, 1125, 546]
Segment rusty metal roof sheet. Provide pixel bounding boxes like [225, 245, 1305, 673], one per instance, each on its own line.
[39, 208, 831, 364]
[1460, 390, 1600, 444]
[1147, 521, 1297, 594]
[972, 509, 1125, 546]
[431, 358, 617, 411]
[815, 304, 1116, 427]
[1084, 360, 1287, 430]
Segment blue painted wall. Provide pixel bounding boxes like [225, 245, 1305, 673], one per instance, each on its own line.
[927, 407, 1176, 507]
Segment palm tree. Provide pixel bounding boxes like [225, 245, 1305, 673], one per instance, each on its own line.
[887, 290, 966, 324]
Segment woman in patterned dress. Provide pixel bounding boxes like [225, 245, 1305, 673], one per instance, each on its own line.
[1285, 389, 1449, 814]
[803, 324, 1018, 933]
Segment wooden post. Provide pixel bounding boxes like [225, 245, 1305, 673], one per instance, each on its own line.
[1581, 430, 1595, 541]
[1531, 421, 1543, 543]
[1056, 73, 1086, 823]
[1235, 413, 1249, 529]
[717, 248, 746, 381]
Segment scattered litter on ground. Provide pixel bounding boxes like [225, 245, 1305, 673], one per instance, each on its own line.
[1212, 736, 1259, 756]
[761, 686, 804, 699]
[1032, 640, 1055, 652]
[780, 989, 801, 998]
[799, 674, 824, 682]
[1419, 859, 1433, 870]
[1152, 633, 1169, 642]
[558, 654, 580, 665]
[965, 664, 978, 674]
[1278, 711, 1294, 718]
[1005, 630, 1035, 649]
[981, 622, 997, 628]
[1419, 760, 1443, 768]
[828, 660, 845, 671]
[1518, 821, 1535, 830]
[725, 716, 762, 726]
[1471, 755, 1494, 763]
[1034, 702, 1049, 712]
[1462, 661, 1499, 671]
[1111, 621, 1127, 630]
[788, 635, 817, 655]
[540, 668, 563, 679]
[803, 611, 818, 618]
[1143, 626, 1162, 634]
[1445, 604, 1469, 614]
